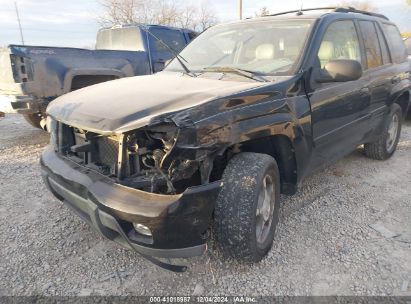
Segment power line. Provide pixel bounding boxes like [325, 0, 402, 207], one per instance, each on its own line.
[2, 27, 96, 34]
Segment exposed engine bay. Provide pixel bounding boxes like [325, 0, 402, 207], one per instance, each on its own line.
[53, 122, 210, 195]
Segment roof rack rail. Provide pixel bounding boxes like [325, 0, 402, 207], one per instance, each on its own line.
[334, 7, 389, 20]
[265, 6, 389, 20]
[266, 7, 337, 17]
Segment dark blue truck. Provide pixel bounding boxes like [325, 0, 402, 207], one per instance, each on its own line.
[0, 24, 196, 128]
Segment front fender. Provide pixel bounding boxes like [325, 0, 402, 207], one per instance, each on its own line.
[170, 90, 312, 182]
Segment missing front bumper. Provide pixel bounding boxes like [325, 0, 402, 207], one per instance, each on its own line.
[45, 175, 207, 259]
[40, 147, 221, 260]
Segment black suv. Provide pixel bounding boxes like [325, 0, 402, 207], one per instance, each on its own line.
[41, 7, 411, 271]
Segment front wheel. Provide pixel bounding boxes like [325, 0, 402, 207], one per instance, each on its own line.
[364, 104, 402, 160]
[214, 152, 281, 262]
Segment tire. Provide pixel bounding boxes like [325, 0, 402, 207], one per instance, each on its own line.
[23, 113, 43, 129]
[364, 104, 402, 160]
[214, 152, 281, 262]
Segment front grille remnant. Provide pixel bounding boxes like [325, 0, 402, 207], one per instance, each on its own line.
[95, 136, 119, 175]
[54, 122, 192, 194]
[56, 123, 122, 177]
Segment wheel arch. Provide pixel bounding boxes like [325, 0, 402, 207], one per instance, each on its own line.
[393, 90, 410, 119]
[69, 74, 120, 91]
[209, 134, 298, 195]
[238, 135, 297, 194]
[63, 69, 127, 93]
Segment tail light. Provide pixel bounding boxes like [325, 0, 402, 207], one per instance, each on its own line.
[10, 55, 32, 83]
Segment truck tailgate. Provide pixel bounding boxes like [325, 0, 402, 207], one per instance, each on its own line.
[0, 48, 16, 88]
[0, 47, 33, 113]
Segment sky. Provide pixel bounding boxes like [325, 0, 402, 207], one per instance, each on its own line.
[1, 0, 411, 48]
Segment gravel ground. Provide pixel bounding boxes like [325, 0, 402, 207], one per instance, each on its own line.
[0, 114, 410, 296]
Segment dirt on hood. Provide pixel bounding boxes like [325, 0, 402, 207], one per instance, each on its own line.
[47, 71, 267, 134]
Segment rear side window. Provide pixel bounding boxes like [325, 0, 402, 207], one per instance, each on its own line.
[359, 21, 382, 69]
[383, 24, 407, 63]
[375, 24, 391, 64]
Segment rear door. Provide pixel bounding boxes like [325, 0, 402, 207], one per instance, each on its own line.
[381, 23, 410, 107]
[356, 20, 394, 138]
[307, 19, 371, 167]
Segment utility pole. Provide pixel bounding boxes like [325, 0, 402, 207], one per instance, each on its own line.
[14, 1, 25, 45]
[238, 0, 243, 20]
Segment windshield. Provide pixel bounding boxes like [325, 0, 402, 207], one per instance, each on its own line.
[166, 19, 314, 76]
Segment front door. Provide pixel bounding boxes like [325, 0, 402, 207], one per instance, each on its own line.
[307, 19, 371, 169]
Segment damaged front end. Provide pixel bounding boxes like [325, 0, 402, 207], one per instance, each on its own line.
[121, 123, 201, 195]
[50, 119, 211, 194]
[42, 116, 222, 272]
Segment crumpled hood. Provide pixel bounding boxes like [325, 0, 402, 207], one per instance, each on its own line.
[47, 72, 267, 134]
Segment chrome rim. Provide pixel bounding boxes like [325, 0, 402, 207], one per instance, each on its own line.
[256, 174, 275, 245]
[386, 113, 399, 152]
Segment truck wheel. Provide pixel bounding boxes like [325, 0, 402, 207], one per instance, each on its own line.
[214, 152, 280, 262]
[364, 104, 402, 160]
[23, 113, 43, 129]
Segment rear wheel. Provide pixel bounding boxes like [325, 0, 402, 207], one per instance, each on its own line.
[23, 113, 43, 129]
[214, 152, 280, 262]
[364, 104, 402, 160]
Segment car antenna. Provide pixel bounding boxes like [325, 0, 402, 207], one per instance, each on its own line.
[140, 25, 196, 77]
[297, 0, 304, 15]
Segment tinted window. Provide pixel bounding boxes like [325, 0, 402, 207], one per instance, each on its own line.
[187, 32, 198, 41]
[383, 24, 407, 63]
[359, 21, 382, 69]
[150, 28, 187, 53]
[318, 21, 361, 68]
[375, 23, 391, 64]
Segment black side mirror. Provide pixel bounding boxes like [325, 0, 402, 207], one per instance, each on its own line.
[316, 59, 363, 83]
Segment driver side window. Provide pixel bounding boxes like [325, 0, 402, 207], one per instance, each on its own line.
[318, 20, 362, 68]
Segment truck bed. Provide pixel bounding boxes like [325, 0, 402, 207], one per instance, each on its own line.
[0, 45, 151, 114]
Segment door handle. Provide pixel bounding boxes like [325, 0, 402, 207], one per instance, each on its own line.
[391, 76, 401, 84]
[359, 87, 369, 96]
